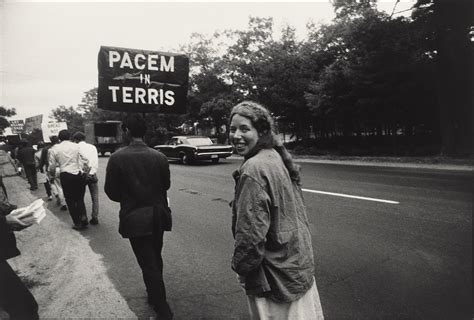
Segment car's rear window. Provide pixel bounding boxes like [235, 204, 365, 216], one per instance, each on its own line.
[187, 138, 213, 146]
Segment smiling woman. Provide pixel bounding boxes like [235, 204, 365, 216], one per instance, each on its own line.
[228, 101, 324, 320]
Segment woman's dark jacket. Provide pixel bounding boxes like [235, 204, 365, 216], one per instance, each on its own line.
[231, 148, 315, 302]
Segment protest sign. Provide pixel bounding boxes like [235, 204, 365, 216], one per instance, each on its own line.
[24, 115, 43, 134]
[8, 120, 24, 134]
[41, 122, 68, 142]
[97, 46, 189, 114]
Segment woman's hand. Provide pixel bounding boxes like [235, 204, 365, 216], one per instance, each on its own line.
[5, 214, 33, 231]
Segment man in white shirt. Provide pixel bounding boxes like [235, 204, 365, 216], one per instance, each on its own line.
[72, 132, 100, 225]
[46, 136, 67, 210]
[49, 130, 88, 230]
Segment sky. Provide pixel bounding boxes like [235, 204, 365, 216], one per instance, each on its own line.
[1, 0, 415, 123]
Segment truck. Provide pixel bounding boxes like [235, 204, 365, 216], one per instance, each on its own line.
[84, 121, 123, 156]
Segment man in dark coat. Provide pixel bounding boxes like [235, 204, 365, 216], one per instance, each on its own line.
[104, 114, 173, 319]
[0, 200, 39, 320]
[16, 140, 37, 190]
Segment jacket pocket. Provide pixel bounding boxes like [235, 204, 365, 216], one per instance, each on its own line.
[244, 265, 271, 296]
[267, 230, 292, 245]
[120, 206, 154, 238]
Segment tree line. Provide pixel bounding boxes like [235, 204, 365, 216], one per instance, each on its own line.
[46, 0, 472, 156]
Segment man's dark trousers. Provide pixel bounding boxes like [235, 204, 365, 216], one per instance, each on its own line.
[129, 221, 172, 318]
[60, 172, 87, 225]
[0, 260, 39, 320]
[23, 164, 37, 189]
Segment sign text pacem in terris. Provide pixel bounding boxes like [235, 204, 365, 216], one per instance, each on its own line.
[98, 46, 189, 113]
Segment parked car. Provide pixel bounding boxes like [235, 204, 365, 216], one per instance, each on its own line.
[154, 136, 233, 164]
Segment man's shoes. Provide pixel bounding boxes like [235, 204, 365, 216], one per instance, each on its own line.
[147, 296, 154, 305]
[47, 195, 53, 201]
[155, 303, 173, 320]
[60, 205, 68, 211]
[89, 217, 99, 225]
[30, 187, 38, 191]
[156, 309, 173, 320]
[72, 224, 88, 230]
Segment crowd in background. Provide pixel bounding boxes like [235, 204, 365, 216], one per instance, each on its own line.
[9, 130, 99, 230]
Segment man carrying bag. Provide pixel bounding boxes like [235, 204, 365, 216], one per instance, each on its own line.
[104, 114, 173, 319]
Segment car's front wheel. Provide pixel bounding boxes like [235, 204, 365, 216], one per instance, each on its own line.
[181, 153, 191, 165]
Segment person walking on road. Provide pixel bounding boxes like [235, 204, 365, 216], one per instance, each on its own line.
[16, 140, 38, 191]
[104, 114, 173, 320]
[0, 199, 39, 320]
[229, 101, 324, 320]
[47, 136, 67, 210]
[73, 132, 99, 225]
[34, 141, 53, 201]
[49, 130, 89, 230]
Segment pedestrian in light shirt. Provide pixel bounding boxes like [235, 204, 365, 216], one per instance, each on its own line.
[73, 131, 99, 225]
[49, 129, 89, 230]
[46, 136, 67, 210]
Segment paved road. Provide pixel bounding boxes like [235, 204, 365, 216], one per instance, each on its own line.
[84, 157, 471, 319]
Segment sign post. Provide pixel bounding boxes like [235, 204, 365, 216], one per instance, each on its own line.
[97, 46, 189, 114]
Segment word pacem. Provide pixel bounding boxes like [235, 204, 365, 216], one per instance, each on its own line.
[108, 51, 174, 72]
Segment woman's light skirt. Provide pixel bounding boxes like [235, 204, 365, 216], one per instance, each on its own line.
[247, 278, 324, 320]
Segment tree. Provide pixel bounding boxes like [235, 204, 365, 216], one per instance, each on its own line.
[222, 17, 274, 98]
[305, 6, 438, 147]
[50, 105, 86, 134]
[200, 96, 234, 129]
[78, 88, 122, 122]
[181, 32, 234, 121]
[0, 106, 16, 134]
[332, 0, 377, 19]
[413, 0, 474, 155]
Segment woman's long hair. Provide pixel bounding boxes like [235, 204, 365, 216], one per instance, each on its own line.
[230, 101, 301, 185]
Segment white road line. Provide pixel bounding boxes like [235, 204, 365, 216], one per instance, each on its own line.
[302, 188, 400, 204]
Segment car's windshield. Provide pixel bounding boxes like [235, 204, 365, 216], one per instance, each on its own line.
[186, 138, 213, 146]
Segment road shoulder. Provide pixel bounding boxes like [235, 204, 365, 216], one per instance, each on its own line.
[1, 151, 135, 318]
[229, 154, 474, 171]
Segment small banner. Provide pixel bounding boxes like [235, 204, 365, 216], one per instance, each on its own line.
[41, 122, 68, 143]
[98, 46, 189, 114]
[9, 120, 24, 134]
[24, 115, 43, 134]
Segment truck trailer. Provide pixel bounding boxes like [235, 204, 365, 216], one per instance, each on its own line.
[84, 121, 122, 156]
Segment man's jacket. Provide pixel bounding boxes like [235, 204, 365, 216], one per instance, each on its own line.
[104, 141, 170, 238]
[16, 146, 36, 166]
